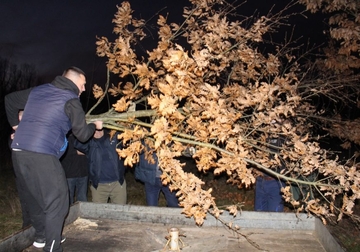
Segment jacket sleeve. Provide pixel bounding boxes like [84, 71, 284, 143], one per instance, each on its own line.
[73, 138, 90, 154]
[5, 88, 32, 127]
[64, 98, 96, 142]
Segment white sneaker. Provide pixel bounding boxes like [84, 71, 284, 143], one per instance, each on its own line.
[33, 237, 66, 248]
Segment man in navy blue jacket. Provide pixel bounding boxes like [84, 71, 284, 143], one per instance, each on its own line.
[135, 143, 179, 207]
[254, 134, 286, 212]
[5, 67, 103, 252]
[74, 129, 127, 204]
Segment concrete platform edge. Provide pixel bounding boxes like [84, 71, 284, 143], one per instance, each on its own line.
[314, 218, 345, 252]
[0, 202, 345, 252]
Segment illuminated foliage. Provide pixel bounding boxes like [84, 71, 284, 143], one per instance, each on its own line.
[87, 1, 360, 226]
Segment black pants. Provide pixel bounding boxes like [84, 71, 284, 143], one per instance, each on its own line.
[12, 150, 69, 252]
[14, 175, 31, 228]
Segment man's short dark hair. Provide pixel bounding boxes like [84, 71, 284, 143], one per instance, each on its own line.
[62, 66, 86, 77]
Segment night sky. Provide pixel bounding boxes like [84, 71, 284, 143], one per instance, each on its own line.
[0, 0, 186, 84]
[0, 0, 325, 85]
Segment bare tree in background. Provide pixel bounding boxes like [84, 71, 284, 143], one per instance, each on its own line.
[0, 58, 38, 166]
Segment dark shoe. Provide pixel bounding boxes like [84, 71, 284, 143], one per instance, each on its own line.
[32, 236, 66, 248]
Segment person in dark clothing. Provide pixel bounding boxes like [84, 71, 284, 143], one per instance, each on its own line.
[254, 121, 286, 212]
[61, 133, 89, 204]
[8, 110, 31, 229]
[135, 144, 179, 207]
[5, 67, 103, 252]
[74, 129, 127, 204]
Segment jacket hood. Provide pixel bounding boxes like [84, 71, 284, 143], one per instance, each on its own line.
[51, 76, 79, 95]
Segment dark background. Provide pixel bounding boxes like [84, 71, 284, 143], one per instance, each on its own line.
[0, 0, 326, 83]
[0, 0, 189, 84]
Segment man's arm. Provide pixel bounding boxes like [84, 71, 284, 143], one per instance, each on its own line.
[65, 98, 102, 142]
[73, 138, 90, 154]
[5, 88, 32, 127]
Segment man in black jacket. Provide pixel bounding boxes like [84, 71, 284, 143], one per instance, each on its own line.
[5, 67, 103, 252]
[61, 133, 89, 204]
